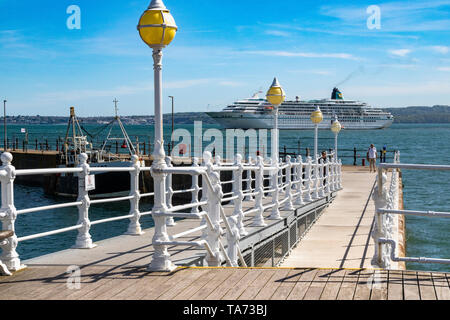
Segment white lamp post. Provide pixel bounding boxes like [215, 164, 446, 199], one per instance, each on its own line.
[310, 106, 323, 160]
[266, 78, 285, 164]
[331, 115, 342, 160]
[266, 78, 285, 220]
[138, 0, 178, 272]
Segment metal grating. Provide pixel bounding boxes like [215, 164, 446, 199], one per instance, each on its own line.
[254, 240, 273, 267]
[298, 216, 307, 238]
[235, 203, 329, 268]
[273, 231, 289, 266]
[289, 223, 297, 247]
[240, 251, 252, 267]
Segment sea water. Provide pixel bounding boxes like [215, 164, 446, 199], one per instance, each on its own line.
[4, 123, 450, 272]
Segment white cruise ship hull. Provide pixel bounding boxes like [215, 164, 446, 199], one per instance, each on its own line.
[207, 112, 394, 130]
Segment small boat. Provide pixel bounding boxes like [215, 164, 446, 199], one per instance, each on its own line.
[45, 102, 146, 198]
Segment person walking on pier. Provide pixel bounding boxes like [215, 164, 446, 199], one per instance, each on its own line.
[367, 144, 377, 173]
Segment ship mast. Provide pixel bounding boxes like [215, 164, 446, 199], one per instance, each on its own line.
[100, 99, 137, 157]
[63, 107, 91, 166]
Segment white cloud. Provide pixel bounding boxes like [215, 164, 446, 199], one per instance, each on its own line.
[36, 78, 242, 102]
[288, 69, 334, 75]
[389, 49, 412, 57]
[349, 81, 450, 96]
[264, 30, 291, 37]
[245, 50, 361, 60]
[320, 1, 450, 32]
[437, 67, 450, 71]
[429, 46, 449, 54]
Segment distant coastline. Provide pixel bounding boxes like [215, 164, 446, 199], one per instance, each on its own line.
[2, 105, 450, 125]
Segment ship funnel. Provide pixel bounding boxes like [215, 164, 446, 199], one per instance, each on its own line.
[331, 87, 343, 100]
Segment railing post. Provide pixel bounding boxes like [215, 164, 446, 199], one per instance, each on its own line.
[233, 154, 247, 236]
[148, 142, 175, 272]
[165, 156, 176, 226]
[226, 215, 240, 267]
[0, 153, 23, 271]
[304, 156, 313, 202]
[204, 151, 223, 267]
[372, 168, 390, 268]
[74, 153, 96, 249]
[243, 156, 253, 201]
[126, 155, 144, 235]
[190, 157, 200, 213]
[283, 155, 295, 211]
[318, 160, 325, 198]
[312, 158, 319, 199]
[294, 155, 305, 206]
[325, 158, 331, 195]
[338, 159, 343, 189]
[331, 156, 336, 192]
[251, 156, 267, 227]
[269, 159, 282, 220]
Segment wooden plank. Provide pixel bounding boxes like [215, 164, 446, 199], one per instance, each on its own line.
[336, 269, 359, 300]
[172, 269, 219, 300]
[270, 269, 303, 300]
[286, 268, 318, 300]
[417, 272, 437, 300]
[138, 268, 204, 300]
[0, 268, 48, 299]
[303, 269, 329, 300]
[353, 269, 373, 300]
[403, 271, 420, 300]
[387, 270, 403, 300]
[88, 267, 176, 300]
[188, 268, 234, 300]
[370, 270, 388, 300]
[155, 268, 207, 300]
[320, 269, 345, 300]
[37, 266, 114, 300]
[222, 269, 267, 300]
[3, 267, 71, 300]
[432, 273, 450, 300]
[253, 268, 290, 300]
[140, 269, 207, 300]
[206, 269, 249, 300]
[237, 269, 276, 300]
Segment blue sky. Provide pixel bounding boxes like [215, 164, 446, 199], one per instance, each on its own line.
[0, 0, 449, 116]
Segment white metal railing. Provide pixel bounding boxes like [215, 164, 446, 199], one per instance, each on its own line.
[0, 150, 343, 273]
[372, 151, 450, 269]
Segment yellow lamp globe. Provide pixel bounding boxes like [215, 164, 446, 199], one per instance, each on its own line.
[331, 117, 342, 134]
[138, 0, 177, 48]
[266, 78, 286, 106]
[310, 106, 323, 124]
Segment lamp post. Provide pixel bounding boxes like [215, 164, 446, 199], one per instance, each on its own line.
[169, 95, 174, 151]
[310, 106, 323, 160]
[3, 99, 6, 151]
[266, 78, 285, 221]
[331, 115, 342, 160]
[138, 0, 177, 272]
[266, 78, 285, 164]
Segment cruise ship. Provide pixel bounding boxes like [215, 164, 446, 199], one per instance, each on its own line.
[206, 88, 394, 130]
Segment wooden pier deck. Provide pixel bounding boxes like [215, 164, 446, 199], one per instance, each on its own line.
[1, 266, 449, 300]
[1, 166, 449, 300]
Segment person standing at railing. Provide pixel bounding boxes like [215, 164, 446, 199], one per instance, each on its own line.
[367, 144, 378, 173]
[318, 151, 327, 186]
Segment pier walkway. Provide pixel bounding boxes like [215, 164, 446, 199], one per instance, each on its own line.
[1, 266, 449, 300]
[2, 165, 450, 300]
[281, 167, 378, 269]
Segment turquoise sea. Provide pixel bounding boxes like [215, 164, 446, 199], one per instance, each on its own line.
[4, 123, 450, 272]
